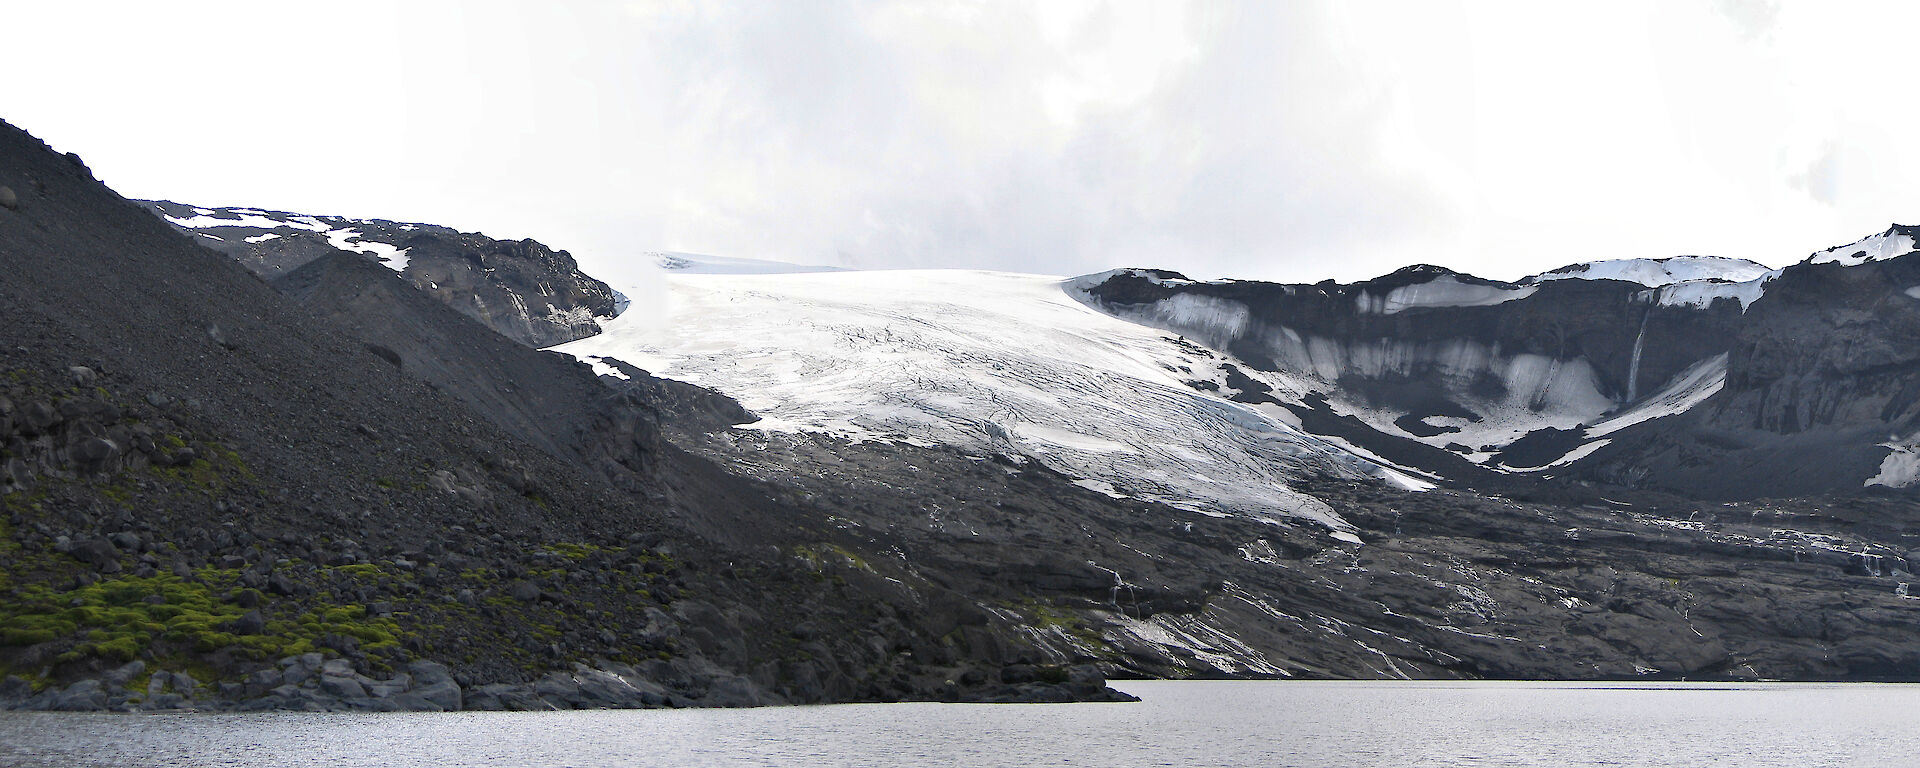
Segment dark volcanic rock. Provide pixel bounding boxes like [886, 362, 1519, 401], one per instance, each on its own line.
[139, 199, 619, 347]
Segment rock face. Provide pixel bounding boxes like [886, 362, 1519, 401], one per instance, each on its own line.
[1582, 250, 1920, 497]
[139, 200, 619, 347]
[1070, 245, 1920, 500]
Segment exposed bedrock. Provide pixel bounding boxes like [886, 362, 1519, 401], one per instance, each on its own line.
[140, 199, 618, 347]
[1073, 255, 1920, 500]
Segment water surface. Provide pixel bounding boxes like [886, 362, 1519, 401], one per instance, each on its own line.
[2, 680, 1913, 767]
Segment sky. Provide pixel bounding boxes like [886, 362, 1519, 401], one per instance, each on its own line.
[7, 0, 1920, 285]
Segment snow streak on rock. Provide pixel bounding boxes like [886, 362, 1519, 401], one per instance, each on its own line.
[1530, 255, 1774, 287]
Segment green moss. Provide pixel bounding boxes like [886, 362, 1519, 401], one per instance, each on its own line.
[541, 542, 607, 561]
[792, 543, 874, 573]
[0, 570, 407, 670]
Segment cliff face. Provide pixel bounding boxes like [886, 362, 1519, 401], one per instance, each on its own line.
[1579, 249, 1920, 497]
[1071, 246, 1920, 500]
[142, 200, 618, 347]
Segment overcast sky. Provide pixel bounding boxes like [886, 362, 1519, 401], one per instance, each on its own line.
[7, 1, 1918, 284]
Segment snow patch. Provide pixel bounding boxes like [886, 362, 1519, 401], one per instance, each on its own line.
[1869, 441, 1920, 488]
[1588, 354, 1727, 437]
[323, 227, 410, 272]
[1809, 229, 1916, 266]
[1530, 256, 1773, 287]
[1646, 273, 1776, 311]
[243, 233, 282, 244]
[163, 212, 329, 232]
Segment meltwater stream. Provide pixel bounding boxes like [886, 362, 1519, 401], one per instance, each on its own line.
[3, 680, 1917, 767]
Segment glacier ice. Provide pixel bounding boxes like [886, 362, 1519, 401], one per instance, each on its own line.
[553, 268, 1435, 531]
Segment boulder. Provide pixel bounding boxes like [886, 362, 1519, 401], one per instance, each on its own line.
[507, 580, 542, 602]
[102, 661, 145, 689]
[67, 538, 120, 571]
[319, 674, 367, 699]
[0, 676, 32, 706]
[49, 680, 107, 711]
[226, 609, 266, 635]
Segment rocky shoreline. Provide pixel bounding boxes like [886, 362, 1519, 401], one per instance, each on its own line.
[2, 656, 1130, 713]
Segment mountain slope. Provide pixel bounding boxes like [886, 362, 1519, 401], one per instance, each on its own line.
[0, 120, 1142, 710]
[142, 200, 618, 347]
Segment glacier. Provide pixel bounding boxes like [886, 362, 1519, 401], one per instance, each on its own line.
[553, 267, 1438, 532]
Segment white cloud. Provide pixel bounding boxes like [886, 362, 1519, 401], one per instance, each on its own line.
[6, 0, 1920, 285]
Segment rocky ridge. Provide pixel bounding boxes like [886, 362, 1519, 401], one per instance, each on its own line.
[140, 199, 619, 347]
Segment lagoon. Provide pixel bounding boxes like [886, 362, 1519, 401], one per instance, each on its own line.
[3, 680, 1915, 767]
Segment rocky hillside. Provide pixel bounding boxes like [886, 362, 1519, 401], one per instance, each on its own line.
[141, 200, 619, 347]
[0, 119, 1137, 711]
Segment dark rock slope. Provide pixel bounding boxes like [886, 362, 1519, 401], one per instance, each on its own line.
[141, 200, 617, 347]
[0, 119, 1132, 710]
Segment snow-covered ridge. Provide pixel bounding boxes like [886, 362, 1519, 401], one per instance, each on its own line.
[1528, 255, 1773, 287]
[1807, 226, 1918, 267]
[160, 205, 411, 272]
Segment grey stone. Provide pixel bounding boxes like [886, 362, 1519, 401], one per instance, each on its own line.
[406, 660, 454, 684]
[386, 692, 445, 712]
[412, 679, 463, 711]
[143, 693, 185, 710]
[102, 661, 145, 689]
[67, 537, 119, 571]
[170, 671, 196, 698]
[226, 609, 266, 635]
[507, 580, 542, 602]
[0, 676, 32, 705]
[319, 675, 367, 699]
[532, 672, 580, 704]
[50, 680, 107, 711]
[71, 437, 121, 470]
[246, 668, 284, 697]
[0, 185, 16, 210]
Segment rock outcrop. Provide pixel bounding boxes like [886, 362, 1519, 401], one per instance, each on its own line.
[140, 200, 619, 347]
